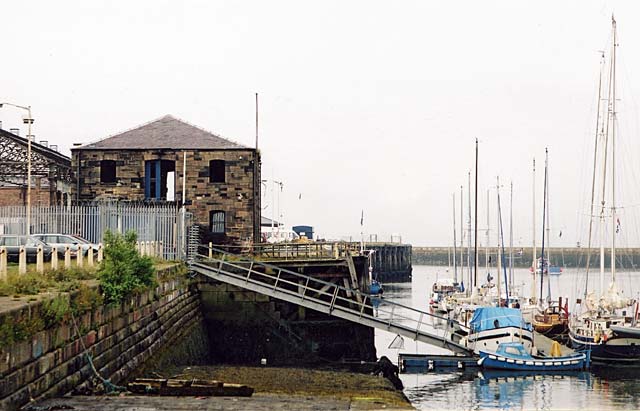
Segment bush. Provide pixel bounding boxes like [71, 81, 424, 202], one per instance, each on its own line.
[71, 284, 103, 314]
[41, 295, 71, 328]
[98, 230, 156, 304]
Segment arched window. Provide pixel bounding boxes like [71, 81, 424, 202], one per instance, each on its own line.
[210, 210, 225, 233]
[209, 160, 225, 183]
[100, 160, 116, 183]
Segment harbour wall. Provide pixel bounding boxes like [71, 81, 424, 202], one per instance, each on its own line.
[0, 260, 377, 410]
[413, 247, 640, 269]
[0, 269, 202, 411]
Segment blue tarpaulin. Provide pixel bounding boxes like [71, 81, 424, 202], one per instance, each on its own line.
[470, 307, 532, 332]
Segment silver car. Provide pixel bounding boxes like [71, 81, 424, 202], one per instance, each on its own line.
[0, 235, 54, 262]
[32, 234, 99, 257]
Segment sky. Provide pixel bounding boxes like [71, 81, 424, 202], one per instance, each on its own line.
[2, 0, 640, 247]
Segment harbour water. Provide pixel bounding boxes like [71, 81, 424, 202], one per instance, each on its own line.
[375, 265, 640, 410]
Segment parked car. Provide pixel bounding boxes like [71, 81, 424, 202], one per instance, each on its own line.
[0, 235, 54, 262]
[31, 234, 99, 257]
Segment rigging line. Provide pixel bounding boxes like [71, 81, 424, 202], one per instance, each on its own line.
[584, 51, 606, 299]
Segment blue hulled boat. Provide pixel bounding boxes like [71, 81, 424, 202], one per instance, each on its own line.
[369, 280, 384, 295]
[478, 342, 589, 371]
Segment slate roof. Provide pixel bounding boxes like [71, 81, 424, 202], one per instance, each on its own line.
[76, 115, 249, 150]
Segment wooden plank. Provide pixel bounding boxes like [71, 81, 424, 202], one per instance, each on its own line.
[346, 251, 362, 303]
[127, 379, 254, 397]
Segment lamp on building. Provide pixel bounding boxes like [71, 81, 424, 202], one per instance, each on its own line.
[0, 102, 34, 234]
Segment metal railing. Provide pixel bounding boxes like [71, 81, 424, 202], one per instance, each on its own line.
[205, 241, 365, 260]
[0, 203, 191, 260]
[190, 246, 472, 354]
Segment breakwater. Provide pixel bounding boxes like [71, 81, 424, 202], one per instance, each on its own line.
[413, 247, 640, 268]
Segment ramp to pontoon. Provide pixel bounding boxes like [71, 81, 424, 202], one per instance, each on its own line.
[191, 251, 473, 355]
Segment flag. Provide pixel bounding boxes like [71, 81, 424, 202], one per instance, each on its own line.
[559, 230, 563, 238]
[360, 210, 364, 226]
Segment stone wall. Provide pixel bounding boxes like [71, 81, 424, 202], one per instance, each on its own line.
[199, 281, 376, 365]
[71, 148, 261, 244]
[0, 275, 201, 411]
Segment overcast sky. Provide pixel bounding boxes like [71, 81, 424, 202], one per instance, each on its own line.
[2, 1, 640, 247]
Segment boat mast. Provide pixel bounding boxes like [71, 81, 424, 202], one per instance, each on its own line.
[509, 181, 514, 294]
[453, 192, 458, 283]
[486, 190, 490, 280]
[474, 138, 479, 289]
[460, 185, 464, 287]
[531, 158, 537, 303]
[610, 16, 618, 285]
[584, 51, 606, 299]
[498, 176, 510, 305]
[496, 177, 501, 304]
[540, 148, 548, 306]
[546, 152, 552, 301]
[599, 40, 613, 299]
[467, 172, 472, 296]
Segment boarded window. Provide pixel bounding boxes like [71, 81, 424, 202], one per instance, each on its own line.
[209, 160, 225, 183]
[100, 160, 117, 183]
[210, 210, 225, 233]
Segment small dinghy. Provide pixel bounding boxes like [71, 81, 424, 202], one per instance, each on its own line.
[478, 342, 589, 372]
[370, 279, 384, 295]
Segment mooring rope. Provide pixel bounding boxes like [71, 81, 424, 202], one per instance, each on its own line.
[69, 309, 127, 394]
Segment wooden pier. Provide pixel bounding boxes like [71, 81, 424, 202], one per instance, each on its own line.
[366, 243, 412, 282]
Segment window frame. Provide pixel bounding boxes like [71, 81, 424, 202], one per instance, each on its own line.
[100, 160, 117, 184]
[209, 160, 226, 183]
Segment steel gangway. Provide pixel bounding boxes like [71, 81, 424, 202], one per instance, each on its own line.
[190, 247, 473, 354]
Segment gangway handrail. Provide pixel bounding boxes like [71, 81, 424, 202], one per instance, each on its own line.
[200, 245, 457, 324]
[191, 247, 473, 353]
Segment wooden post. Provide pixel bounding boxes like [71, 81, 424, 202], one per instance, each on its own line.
[346, 251, 363, 303]
[97, 243, 103, 262]
[51, 246, 58, 270]
[64, 246, 71, 269]
[87, 246, 94, 266]
[0, 247, 7, 280]
[36, 245, 44, 274]
[18, 246, 27, 275]
[209, 242, 213, 259]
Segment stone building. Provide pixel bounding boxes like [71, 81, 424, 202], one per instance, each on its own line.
[71, 115, 261, 244]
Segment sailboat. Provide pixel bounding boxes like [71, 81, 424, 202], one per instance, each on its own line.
[568, 17, 640, 364]
[449, 141, 534, 353]
[529, 155, 563, 276]
[429, 193, 464, 313]
[531, 150, 569, 340]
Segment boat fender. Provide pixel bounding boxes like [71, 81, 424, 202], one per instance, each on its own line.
[603, 333, 608, 342]
[594, 330, 601, 344]
[457, 361, 464, 370]
[428, 360, 434, 371]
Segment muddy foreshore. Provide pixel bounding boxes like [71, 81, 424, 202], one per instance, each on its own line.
[29, 365, 414, 410]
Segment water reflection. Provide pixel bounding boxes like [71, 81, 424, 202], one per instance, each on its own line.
[376, 266, 640, 410]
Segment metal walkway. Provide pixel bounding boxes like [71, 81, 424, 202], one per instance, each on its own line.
[190, 249, 472, 354]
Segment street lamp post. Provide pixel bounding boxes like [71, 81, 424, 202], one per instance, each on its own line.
[0, 102, 34, 235]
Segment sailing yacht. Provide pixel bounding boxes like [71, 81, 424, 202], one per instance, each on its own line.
[568, 17, 640, 364]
